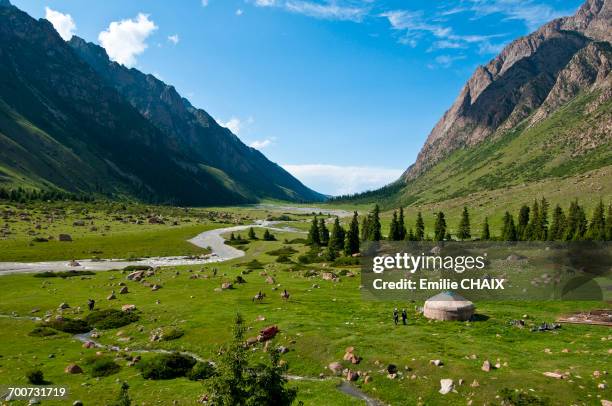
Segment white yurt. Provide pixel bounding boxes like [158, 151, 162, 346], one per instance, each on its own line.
[423, 291, 475, 321]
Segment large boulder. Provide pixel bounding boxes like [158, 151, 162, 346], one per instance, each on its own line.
[64, 364, 83, 374]
[58, 234, 72, 242]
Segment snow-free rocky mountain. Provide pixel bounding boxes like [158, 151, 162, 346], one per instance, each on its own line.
[0, 0, 324, 205]
[343, 0, 611, 208]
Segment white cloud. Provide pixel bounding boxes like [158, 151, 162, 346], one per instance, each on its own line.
[236, 8, 244, 16]
[44, 7, 76, 41]
[282, 164, 403, 196]
[168, 34, 179, 44]
[431, 54, 466, 68]
[249, 138, 274, 149]
[201, 0, 209, 6]
[468, 0, 574, 31]
[255, 0, 276, 6]
[219, 117, 242, 134]
[285, 1, 368, 22]
[98, 13, 158, 67]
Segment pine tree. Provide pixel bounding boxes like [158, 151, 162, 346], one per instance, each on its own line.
[406, 228, 415, 241]
[548, 204, 566, 240]
[360, 216, 369, 241]
[263, 229, 276, 241]
[248, 227, 257, 240]
[586, 199, 606, 240]
[525, 199, 540, 240]
[389, 211, 400, 241]
[398, 207, 407, 240]
[370, 205, 382, 241]
[415, 212, 425, 241]
[329, 217, 345, 251]
[308, 216, 320, 245]
[457, 206, 471, 240]
[229, 232, 236, 241]
[112, 382, 131, 406]
[565, 200, 587, 241]
[434, 212, 447, 241]
[501, 212, 517, 241]
[517, 205, 530, 240]
[480, 217, 490, 240]
[344, 211, 360, 255]
[318, 218, 329, 246]
[539, 197, 549, 240]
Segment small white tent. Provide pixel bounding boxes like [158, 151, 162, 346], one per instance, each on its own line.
[423, 291, 475, 321]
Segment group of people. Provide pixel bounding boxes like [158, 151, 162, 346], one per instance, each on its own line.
[393, 308, 408, 325]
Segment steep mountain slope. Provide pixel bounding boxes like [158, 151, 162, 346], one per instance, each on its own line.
[343, 0, 610, 209]
[0, 1, 323, 204]
[67, 36, 322, 203]
[402, 0, 610, 181]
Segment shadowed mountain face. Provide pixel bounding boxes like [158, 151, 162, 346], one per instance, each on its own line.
[404, 0, 611, 181]
[0, 1, 323, 205]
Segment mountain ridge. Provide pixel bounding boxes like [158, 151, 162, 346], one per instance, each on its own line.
[403, 0, 611, 181]
[0, 2, 323, 205]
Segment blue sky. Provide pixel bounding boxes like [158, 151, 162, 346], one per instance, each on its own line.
[12, 0, 583, 195]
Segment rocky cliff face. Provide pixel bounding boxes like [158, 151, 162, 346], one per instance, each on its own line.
[404, 0, 611, 180]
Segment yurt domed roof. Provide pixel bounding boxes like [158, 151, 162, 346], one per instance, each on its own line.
[423, 291, 475, 320]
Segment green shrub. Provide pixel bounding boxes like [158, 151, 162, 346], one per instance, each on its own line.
[266, 246, 298, 256]
[499, 388, 550, 405]
[34, 270, 95, 278]
[88, 357, 121, 377]
[137, 353, 197, 380]
[43, 318, 91, 334]
[122, 265, 152, 272]
[276, 255, 292, 263]
[85, 309, 139, 330]
[332, 256, 360, 266]
[242, 259, 264, 270]
[26, 369, 45, 384]
[187, 361, 216, 381]
[284, 238, 307, 244]
[28, 327, 58, 337]
[161, 328, 184, 341]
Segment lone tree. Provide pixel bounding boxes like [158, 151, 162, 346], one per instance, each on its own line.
[565, 200, 587, 241]
[307, 216, 320, 246]
[344, 211, 360, 256]
[248, 227, 257, 240]
[398, 207, 407, 240]
[263, 229, 276, 241]
[318, 218, 329, 246]
[328, 217, 345, 251]
[434, 212, 447, 241]
[586, 199, 606, 240]
[480, 217, 490, 240]
[517, 205, 530, 240]
[415, 212, 425, 241]
[112, 382, 131, 406]
[207, 314, 297, 406]
[501, 211, 517, 241]
[370, 205, 382, 241]
[389, 211, 400, 241]
[548, 204, 566, 241]
[457, 206, 471, 240]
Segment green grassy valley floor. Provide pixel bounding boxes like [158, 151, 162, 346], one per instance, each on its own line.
[0, 202, 610, 405]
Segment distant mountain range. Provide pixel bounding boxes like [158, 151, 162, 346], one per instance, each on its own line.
[0, 1, 324, 205]
[344, 0, 611, 208]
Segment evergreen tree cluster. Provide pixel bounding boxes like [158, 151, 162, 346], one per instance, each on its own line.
[498, 199, 610, 241]
[0, 186, 94, 203]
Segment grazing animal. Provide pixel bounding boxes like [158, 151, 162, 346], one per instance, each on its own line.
[281, 289, 290, 301]
[252, 291, 266, 303]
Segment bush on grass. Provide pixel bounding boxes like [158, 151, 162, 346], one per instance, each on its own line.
[137, 353, 197, 380]
[85, 309, 139, 330]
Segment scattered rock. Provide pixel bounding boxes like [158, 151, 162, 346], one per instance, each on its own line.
[151, 284, 162, 291]
[470, 380, 480, 387]
[221, 282, 232, 290]
[328, 362, 342, 376]
[598, 383, 608, 390]
[107, 292, 116, 300]
[119, 286, 129, 294]
[82, 341, 95, 349]
[265, 276, 275, 284]
[58, 302, 70, 310]
[58, 234, 72, 242]
[121, 304, 136, 312]
[481, 360, 492, 372]
[430, 359, 443, 367]
[439, 379, 454, 395]
[64, 364, 83, 374]
[543, 371, 565, 379]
